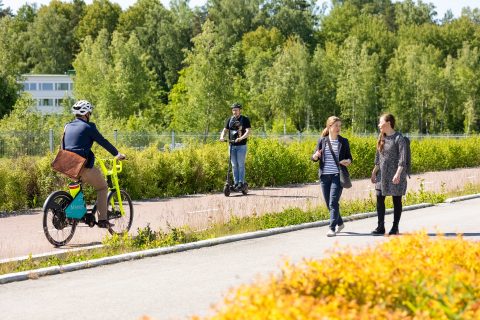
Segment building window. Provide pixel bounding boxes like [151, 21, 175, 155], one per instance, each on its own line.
[55, 99, 65, 107]
[39, 99, 54, 106]
[56, 83, 69, 91]
[41, 83, 54, 91]
[22, 83, 37, 90]
[69, 83, 74, 90]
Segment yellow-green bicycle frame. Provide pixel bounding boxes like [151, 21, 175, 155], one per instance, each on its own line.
[97, 158, 126, 216]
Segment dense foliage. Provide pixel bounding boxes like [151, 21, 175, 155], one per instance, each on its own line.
[193, 233, 480, 319]
[0, 136, 479, 212]
[1, 0, 480, 134]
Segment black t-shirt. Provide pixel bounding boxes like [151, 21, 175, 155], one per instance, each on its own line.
[224, 115, 251, 146]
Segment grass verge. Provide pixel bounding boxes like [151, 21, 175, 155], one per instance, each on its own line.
[1, 182, 479, 277]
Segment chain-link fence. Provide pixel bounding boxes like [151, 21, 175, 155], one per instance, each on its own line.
[0, 130, 473, 158]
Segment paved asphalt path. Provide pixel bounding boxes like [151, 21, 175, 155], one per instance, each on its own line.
[0, 198, 479, 320]
[1, 167, 479, 260]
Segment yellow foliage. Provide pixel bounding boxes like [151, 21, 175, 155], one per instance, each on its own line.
[194, 233, 480, 320]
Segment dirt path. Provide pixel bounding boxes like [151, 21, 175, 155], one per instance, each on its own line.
[1, 167, 479, 260]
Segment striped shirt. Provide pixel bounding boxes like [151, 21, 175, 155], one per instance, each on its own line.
[322, 139, 339, 175]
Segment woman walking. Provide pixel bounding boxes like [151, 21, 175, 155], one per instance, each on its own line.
[312, 116, 352, 237]
[371, 113, 408, 235]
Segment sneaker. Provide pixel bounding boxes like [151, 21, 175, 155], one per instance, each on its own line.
[336, 224, 345, 233]
[97, 220, 114, 228]
[327, 229, 336, 237]
[238, 182, 243, 190]
[371, 227, 385, 236]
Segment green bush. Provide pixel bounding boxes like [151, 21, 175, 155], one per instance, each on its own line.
[0, 136, 479, 212]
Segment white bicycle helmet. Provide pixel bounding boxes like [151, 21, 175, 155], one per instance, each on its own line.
[71, 100, 93, 116]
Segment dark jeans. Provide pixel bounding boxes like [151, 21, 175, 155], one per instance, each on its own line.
[376, 191, 402, 229]
[320, 174, 343, 231]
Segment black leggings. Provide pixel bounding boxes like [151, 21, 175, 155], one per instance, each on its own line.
[376, 193, 402, 227]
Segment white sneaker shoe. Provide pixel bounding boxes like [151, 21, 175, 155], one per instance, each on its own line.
[337, 224, 344, 233]
[327, 229, 336, 237]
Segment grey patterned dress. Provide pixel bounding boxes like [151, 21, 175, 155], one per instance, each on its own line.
[375, 132, 407, 196]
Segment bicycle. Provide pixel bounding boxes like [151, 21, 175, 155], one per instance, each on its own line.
[42, 158, 134, 247]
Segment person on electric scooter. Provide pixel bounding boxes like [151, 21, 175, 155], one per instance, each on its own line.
[63, 100, 126, 228]
[219, 102, 251, 191]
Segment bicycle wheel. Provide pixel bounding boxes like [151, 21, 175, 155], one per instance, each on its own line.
[43, 191, 77, 247]
[107, 189, 134, 235]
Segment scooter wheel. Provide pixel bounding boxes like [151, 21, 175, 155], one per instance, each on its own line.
[241, 182, 248, 195]
[223, 184, 230, 197]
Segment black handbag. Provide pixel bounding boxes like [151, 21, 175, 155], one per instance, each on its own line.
[326, 138, 352, 189]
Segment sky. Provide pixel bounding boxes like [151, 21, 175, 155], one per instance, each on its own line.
[2, 0, 479, 19]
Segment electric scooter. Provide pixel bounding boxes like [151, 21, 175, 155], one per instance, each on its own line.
[223, 137, 248, 197]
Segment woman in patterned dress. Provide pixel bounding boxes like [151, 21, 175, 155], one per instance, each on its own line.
[371, 113, 408, 235]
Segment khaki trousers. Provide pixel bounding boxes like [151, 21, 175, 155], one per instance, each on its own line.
[80, 166, 108, 220]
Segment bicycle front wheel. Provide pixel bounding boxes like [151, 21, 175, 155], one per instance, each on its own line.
[107, 189, 134, 235]
[43, 191, 77, 247]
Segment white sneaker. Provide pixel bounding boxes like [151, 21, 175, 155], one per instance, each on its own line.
[327, 230, 336, 237]
[337, 224, 344, 233]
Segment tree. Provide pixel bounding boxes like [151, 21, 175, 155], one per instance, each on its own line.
[0, 17, 21, 117]
[318, 1, 360, 46]
[349, 13, 396, 71]
[117, 0, 196, 92]
[26, 3, 76, 73]
[394, 0, 435, 27]
[336, 36, 380, 133]
[0, 0, 13, 18]
[76, 0, 121, 42]
[207, 0, 261, 45]
[72, 30, 112, 116]
[168, 20, 234, 136]
[259, 0, 319, 50]
[452, 43, 480, 133]
[240, 26, 285, 131]
[385, 43, 443, 133]
[265, 36, 313, 132]
[73, 29, 157, 120]
[310, 42, 341, 130]
[108, 32, 157, 118]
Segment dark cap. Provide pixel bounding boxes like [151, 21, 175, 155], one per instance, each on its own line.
[231, 102, 242, 109]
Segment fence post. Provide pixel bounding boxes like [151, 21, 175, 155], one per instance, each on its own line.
[171, 130, 175, 150]
[114, 129, 118, 145]
[49, 129, 54, 153]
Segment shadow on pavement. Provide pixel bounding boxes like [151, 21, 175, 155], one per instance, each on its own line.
[64, 241, 102, 249]
[252, 194, 316, 199]
[0, 210, 41, 219]
[427, 232, 480, 237]
[336, 232, 375, 237]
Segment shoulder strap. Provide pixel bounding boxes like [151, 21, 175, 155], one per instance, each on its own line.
[326, 138, 340, 168]
[61, 124, 68, 150]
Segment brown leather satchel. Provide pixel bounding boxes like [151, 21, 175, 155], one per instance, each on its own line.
[51, 126, 87, 179]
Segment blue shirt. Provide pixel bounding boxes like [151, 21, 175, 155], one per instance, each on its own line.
[63, 118, 118, 168]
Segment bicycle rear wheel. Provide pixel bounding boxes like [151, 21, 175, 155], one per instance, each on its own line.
[107, 189, 134, 235]
[43, 191, 77, 247]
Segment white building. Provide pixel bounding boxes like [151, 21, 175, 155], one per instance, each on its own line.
[20, 74, 74, 114]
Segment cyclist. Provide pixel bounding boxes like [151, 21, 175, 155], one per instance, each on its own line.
[219, 102, 251, 191]
[63, 100, 126, 228]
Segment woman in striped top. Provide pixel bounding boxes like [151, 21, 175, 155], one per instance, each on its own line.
[312, 116, 353, 237]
